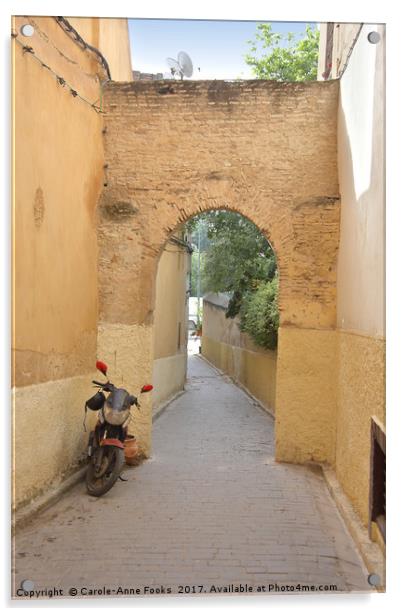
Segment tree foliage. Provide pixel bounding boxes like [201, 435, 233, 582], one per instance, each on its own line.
[190, 250, 207, 296]
[239, 277, 279, 350]
[201, 211, 276, 300]
[187, 211, 279, 349]
[244, 23, 319, 81]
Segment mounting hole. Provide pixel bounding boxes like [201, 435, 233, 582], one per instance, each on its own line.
[367, 31, 380, 44]
[367, 573, 381, 586]
[20, 24, 34, 37]
[21, 579, 35, 591]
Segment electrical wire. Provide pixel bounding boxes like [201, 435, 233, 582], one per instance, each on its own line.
[168, 235, 193, 253]
[337, 24, 364, 79]
[55, 17, 111, 81]
[14, 36, 103, 113]
[163, 247, 188, 254]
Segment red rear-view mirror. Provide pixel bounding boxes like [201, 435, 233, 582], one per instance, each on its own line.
[141, 384, 153, 393]
[96, 360, 108, 376]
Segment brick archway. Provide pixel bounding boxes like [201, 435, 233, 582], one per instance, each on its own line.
[97, 79, 340, 464]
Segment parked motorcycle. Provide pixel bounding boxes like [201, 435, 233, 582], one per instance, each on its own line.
[84, 360, 153, 497]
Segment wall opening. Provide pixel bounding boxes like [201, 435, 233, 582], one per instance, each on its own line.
[152, 208, 279, 419]
[97, 78, 340, 464]
[369, 418, 386, 543]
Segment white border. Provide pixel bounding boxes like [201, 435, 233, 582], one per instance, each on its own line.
[2, 1, 401, 614]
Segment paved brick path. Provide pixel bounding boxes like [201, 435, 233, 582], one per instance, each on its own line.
[13, 355, 370, 599]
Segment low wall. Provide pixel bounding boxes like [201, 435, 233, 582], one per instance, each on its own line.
[202, 297, 277, 413]
[202, 337, 276, 413]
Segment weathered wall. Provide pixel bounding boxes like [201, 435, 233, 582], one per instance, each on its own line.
[12, 16, 131, 509]
[13, 16, 105, 389]
[68, 17, 133, 81]
[336, 24, 385, 337]
[336, 332, 385, 526]
[99, 79, 340, 463]
[152, 355, 187, 414]
[152, 230, 190, 413]
[275, 327, 337, 464]
[334, 25, 385, 529]
[153, 236, 189, 360]
[202, 296, 277, 413]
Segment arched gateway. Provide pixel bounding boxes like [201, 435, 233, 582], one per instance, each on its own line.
[97, 79, 340, 465]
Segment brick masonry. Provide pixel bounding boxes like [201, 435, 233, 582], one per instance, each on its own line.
[98, 79, 340, 330]
[95, 79, 341, 465]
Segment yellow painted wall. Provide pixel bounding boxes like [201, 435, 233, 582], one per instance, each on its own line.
[152, 231, 190, 410]
[97, 322, 153, 457]
[153, 236, 189, 360]
[335, 25, 385, 534]
[336, 25, 385, 337]
[319, 24, 386, 536]
[203, 336, 277, 413]
[152, 354, 187, 415]
[68, 17, 133, 81]
[336, 332, 385, 526]
[13, 376, 98, 509]
[202, 300, 277, 413]
[12, 16, 132, 509]
[13, 17, 103, 388]
[275, 327, 337, 464]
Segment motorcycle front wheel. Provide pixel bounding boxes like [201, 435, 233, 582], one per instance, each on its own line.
[86, 445, 125, 497]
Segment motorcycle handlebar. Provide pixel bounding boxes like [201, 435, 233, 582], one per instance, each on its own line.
[91, 381, 144, 405]
[92, 380, 114, 392]
[92, 380, 106, 387]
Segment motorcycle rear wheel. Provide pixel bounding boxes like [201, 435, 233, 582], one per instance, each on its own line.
[86, 445, 125, 497]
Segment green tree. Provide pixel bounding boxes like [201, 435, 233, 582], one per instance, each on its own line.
[190, 249, 207, 296]
[239, 277, 279, 350]
[244, 23, 319, 81]
[186, 211, 278, 348]
[202, 211, 275, 295]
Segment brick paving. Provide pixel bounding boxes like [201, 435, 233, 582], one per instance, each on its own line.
[13, 355, 371, 599]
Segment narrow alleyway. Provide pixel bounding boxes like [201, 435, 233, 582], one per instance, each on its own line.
[13, 356, 370, 598]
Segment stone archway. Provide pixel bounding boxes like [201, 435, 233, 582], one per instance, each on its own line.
[97, 79, 340, 465]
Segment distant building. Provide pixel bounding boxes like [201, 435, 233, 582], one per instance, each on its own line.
[132, 70, 164, 81]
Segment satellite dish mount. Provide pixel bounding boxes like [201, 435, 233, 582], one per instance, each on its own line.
[166, 51, 193, 80]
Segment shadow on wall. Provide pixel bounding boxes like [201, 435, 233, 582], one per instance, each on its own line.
[334, 26, 385, 529]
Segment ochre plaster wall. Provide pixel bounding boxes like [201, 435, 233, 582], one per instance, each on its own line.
[152, 232, 189, 411]
[275, 327, 337, 464]
[99, 79, 340, 462]
[202, 337, 277, 414]
[97, 322, 153, 456]
[334, 25, 385, 530]
[318, 24, 385, 534]
[13, 17, 103, 388]
[336, 25, 385, 337]
[152, 354, 187, 414]
[68, 17, 133, 82]
[153, 239, 189, 360]
[12, 16, 130, 509]
[202, 300, 277, 413]
[336, 332, 385, 526]
[13, 376, 98, 508]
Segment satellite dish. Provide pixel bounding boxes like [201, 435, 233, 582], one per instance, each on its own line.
[178, 51, 193, 78]
[166, 51, 194, 79]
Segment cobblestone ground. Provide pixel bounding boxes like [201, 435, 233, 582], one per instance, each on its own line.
[13, 355, 371, 599]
